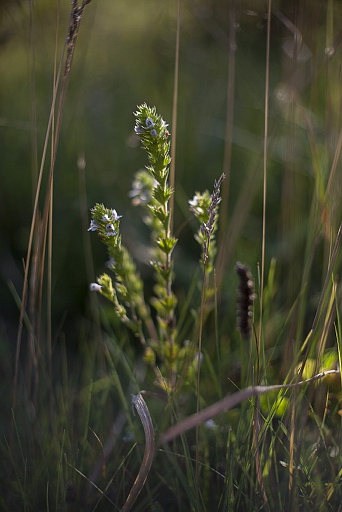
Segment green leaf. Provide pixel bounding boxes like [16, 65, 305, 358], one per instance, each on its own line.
[157, 237, 178, 255]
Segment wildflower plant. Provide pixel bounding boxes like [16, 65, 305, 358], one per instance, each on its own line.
[88, 204, 150, 338]
[188, 173, 225, 471]
[189, 173, 225, 277]
[88, 105, 226, 391]
[88, 104, 224, 392]
[89, 104, 218, 391]
[133, 104, 178, 346]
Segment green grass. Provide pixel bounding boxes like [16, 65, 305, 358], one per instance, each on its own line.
[1, 0, 342, 511]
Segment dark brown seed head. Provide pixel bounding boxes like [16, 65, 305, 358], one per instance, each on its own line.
[235, 262, 256, 340]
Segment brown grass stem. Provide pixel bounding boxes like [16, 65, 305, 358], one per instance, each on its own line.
[12, 0, 93, 415]
[159, 369, 339, 445]
[259, 0, 272, 359]
[219, 0, 236, 240]
[169, 0, 181, 232]
[254, 0, 272, 504]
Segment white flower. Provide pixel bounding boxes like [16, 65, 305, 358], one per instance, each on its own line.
[89, 283, 102, 292]
[110, 209, 122, 221]
[88, 220, 99, 232]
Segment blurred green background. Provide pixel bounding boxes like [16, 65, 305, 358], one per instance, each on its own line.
[1, 1, 342, 510]
[0, 0, 341, 356]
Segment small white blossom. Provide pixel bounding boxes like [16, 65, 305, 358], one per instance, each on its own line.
[204, 419, 217, 430]
[88, 220, 99, 232]
[89, 283, 102, 292]
[188, 196, 199, 208]
[105, 223, 116, 236]
[145, 117, 155, 128]
[110, 209, 122, 221]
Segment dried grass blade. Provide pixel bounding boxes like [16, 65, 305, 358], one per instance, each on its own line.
[122, 393, 155, 512]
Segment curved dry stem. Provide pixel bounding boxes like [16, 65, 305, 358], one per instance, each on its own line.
[159, 369, 339, 445]
[122, 393, 155, 512]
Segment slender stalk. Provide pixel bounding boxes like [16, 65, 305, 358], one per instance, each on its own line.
[47, 0, 61, 424]
[218, 0, 236, 239]
[195, 266, 207, 486]
[194, 174, 225, 485]
[253, 1, 272, 504]
[259, 0, 272, 364]
[169, 0, 181, 230]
